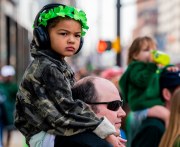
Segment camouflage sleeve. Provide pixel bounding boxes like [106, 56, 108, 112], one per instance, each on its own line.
[31, 65, 115, 137]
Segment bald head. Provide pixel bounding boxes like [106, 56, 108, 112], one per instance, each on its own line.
[77, 76, 118, 89]
[73, 76, 121, 103]
[93, 77, 120, 102]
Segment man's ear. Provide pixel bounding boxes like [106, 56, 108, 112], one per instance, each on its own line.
[162, 88, 172, 102]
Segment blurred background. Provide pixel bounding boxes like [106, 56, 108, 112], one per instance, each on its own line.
[1, 0, 180, 84]
[0, 0, 180, 146]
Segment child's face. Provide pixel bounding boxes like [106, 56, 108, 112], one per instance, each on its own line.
[49, 18, 82, 58]
[133, 40, 156, 63]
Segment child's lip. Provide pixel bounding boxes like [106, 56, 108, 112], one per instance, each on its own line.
[66, 47, 75, 51]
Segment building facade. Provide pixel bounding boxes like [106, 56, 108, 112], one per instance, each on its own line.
[133, 0, 158, 39]
[133, 0, 180, 64]
[0, 0, 76, 83]
[157, 0, 180, 64]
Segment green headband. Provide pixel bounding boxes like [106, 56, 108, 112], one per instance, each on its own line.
[37, 5, 89, 36]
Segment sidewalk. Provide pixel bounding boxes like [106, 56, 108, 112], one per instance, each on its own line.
[3, 130, 24, 147]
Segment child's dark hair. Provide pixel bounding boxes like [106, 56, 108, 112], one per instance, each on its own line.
[46, 16, 82, 32]
[160, 69, 180, 101]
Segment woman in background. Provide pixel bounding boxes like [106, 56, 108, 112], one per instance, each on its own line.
[159, 88, 180, 147]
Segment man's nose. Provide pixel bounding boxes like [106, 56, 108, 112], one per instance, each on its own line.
[117, 107, 126, 117]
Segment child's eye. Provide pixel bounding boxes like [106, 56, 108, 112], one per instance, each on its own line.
[59, 32, 67, 36]
[75, 35, 81, 38]
[75, 34, 81, 38]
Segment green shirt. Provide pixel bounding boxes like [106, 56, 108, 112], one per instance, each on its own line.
[120, 61, 164, 111]
[0, 81, 18, 125]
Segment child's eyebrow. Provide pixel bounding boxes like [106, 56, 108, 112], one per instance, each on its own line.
[57, 29, 81, 34]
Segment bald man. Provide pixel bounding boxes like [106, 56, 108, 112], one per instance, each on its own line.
[55, 76, 126, 147]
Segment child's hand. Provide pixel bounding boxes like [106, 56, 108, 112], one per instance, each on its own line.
[147, 105, 170, 128]
[157, 64, 165, 69]
[105, 134, 119, 147]
[119, 136, 127, 147]
[166, 66, 179, 72]
[105, 134, 127, 147]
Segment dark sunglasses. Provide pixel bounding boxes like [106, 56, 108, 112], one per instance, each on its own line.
[87, 100, 123, 111]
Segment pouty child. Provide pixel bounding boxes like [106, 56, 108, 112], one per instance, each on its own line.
[15, 3, 120, 147]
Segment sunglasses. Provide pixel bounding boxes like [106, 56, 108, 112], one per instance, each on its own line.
[87, 100, 123, 111]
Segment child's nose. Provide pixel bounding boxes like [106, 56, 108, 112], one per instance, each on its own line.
[68, 35, 75, 43]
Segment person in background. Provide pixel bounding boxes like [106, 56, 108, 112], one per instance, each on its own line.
[0, 71, 3, 147]
[14, 3, 121, 147]
[0, 65, 18, 147]
[119, 36, 177, 147]
[132, 69, 180, 147]
[0, 92, 7, 147]
[159, 76, 180, 147]
[55, 76, 127, 147]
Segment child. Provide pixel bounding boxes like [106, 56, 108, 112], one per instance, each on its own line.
[14, 3, 120, 147]
[120, 36, 164, 110]
[119, 36, 173, 147]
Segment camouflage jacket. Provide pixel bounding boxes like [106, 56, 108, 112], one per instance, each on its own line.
[14, 47, 115, 142]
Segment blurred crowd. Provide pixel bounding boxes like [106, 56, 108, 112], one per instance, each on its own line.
[1, 36, 180, 147]
[0, 65, 18, 147]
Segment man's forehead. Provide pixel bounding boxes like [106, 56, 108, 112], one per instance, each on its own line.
[94, 78, 121, 100]
[94, 77, 114, 89]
